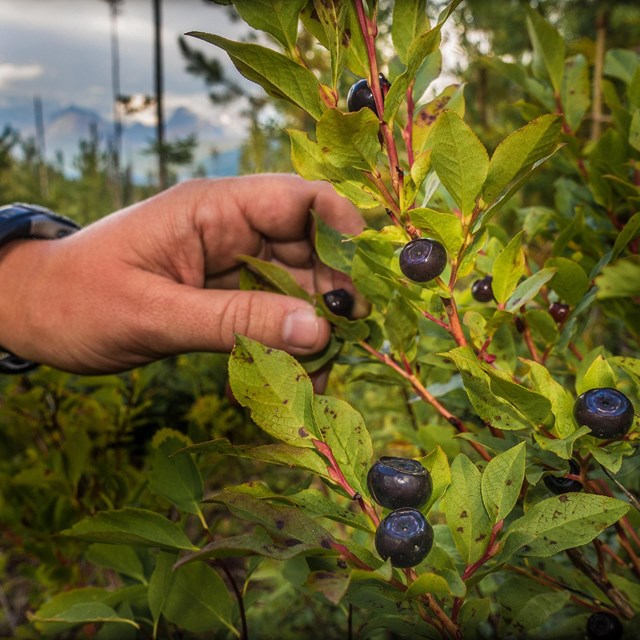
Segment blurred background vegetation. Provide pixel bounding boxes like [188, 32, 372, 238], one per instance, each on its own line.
[1, 0, 639, 636]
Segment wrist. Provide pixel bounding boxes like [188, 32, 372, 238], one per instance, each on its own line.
[0, 204, 81, 372]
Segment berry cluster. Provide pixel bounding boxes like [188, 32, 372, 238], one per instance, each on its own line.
[367, 457, 434, 568]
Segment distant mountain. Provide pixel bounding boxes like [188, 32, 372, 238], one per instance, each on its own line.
[0, 103, 242, 182]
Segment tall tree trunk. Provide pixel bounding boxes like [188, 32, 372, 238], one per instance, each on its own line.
[108, 0, 123, 206]
[153, 0, 168, 189]
[33, 95, 48, 198]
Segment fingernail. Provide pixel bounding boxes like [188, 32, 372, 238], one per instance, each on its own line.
[282, 307, 321, 350]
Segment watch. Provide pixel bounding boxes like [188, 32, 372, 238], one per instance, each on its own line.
[0, 203, 81, 374]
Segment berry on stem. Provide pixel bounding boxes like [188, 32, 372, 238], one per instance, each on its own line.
[347, 74, 390, 115]
[471, 275, 494, 302]
[573, 388, 635, 439]
[367, 456, 432, 510]
[323, 289, 354, 318]
[399, 238, 447, 283]
[375, 507, 433, 568]
[549, 302, 570, 324]
[543, 459, 582, 495]
[586, 611, 623, 640]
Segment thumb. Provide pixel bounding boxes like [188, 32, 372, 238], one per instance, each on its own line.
[151, 285, 331, 356]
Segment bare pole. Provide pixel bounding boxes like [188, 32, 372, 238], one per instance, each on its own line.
[153, 0, 167, 189]
[108, 0, 123, 206]
[33, 95, 48, 198]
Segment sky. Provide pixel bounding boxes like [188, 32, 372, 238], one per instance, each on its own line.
[0, 0, 251, 135]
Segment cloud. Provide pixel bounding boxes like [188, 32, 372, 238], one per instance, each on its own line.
[0, 63, 44, 89]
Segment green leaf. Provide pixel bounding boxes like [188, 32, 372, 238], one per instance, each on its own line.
[630, 108, 640, 151]
[183, 438, 330, 481]
[307, 569, 351, 605]
[383, 26, 442, 122]
[488, 372, 552, 426]
[604, 49, 640, 84]
[492, 232, 525, 304]
[413, 84, 466, 155]
[391, 0, 429, 64]
[502, 494, 629, 559]
[482, 114, 562, 205]
[313, 211, 356, 275]
[32, 603, 139, 629]
[232, 0, 306, 52]
[408, 208, 464, 255]
[613, 212, 640, 259]
[405, 572, 452, 599]
[526, 9, 565, 94]
[444, 347, 530, 431]
[288, 130, 381, 209]
[545, 257, 590, 305]
[316, 107, 381, 170]
[188, 32, 324, 120]
[505, 267, 557, 312]
[384, 293, 418, 357]
[442, 454, 493, 564]
[239, 255, 311, 301]
[59, 509, 197, 552]
[584, 439, 635, 474]
[228, 336, 318, 447]
[576, 355, 616, 396]
[498, 575, 570, 634]
[311, 0, 347, 88]
[149, 428, 203, 515]
[524, 360, 576, 437]
[161, 562, 235, 635]
[533, 426, 591, 460]
[148, 551, 177, 628]
[209, 490, 334, 547]
[481, 442, 526, 522]
[596, 256, 640, 299]
[85, 544, 147, 584]
[420, 447, 451, 513]
[561, 55, 590, 132]
[177, 527, 318, 565]
[313, 395, 373, 496]
[431, 110, 489, 217]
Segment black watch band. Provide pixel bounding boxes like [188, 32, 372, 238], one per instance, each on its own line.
[0, 203, 81, 374]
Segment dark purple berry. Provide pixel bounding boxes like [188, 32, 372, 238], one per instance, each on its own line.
[587, 612, 623, 640]
[574, 388, 634, 439]
[347, 74, 390, 115]
[323, 289, 354, 318]
[399, 238, 447, 283]
[543, 459, 582, 495]
[549, 302, 570, 324]
[471, 276, 494, 302]
[375, 508, 433, 568]
[367, 457, 432, 510]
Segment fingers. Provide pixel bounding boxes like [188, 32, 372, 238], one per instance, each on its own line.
[146, 283, 332, 357]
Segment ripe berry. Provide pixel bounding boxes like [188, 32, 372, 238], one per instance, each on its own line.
[587, 612, 623, 640]
[471, 276, 494, 302]
[399, 238, 447, 283]
[346, 74, 390, 115]
[573, 388, 635, 439]
[543, 459, 582, 495]
[367, 457, 432, 510]
[549, 302, 570, 324]
[323, 289, 354, 318]
[375, 508, 433, 568]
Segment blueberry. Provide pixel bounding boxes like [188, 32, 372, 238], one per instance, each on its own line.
[346, 74, 390, 115]
[323, 289, 354, 318]
[549, 302, 570, 324]
[399, 238, 447, 283]
[586, 612, 623, 640]
[375, 507, 433, 568]
[367, 457, 432, 510]
[573, 388, 635, 439]
[471, 276, 494, 302]
[543, 459, 582, 495]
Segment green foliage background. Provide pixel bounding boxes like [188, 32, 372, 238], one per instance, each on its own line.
[1, 1, 640, 639]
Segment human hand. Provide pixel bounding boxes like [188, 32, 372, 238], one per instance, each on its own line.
[0, 175, 365, 374]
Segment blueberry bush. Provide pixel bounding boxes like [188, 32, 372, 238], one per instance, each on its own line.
[2, 1, 640, 638]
